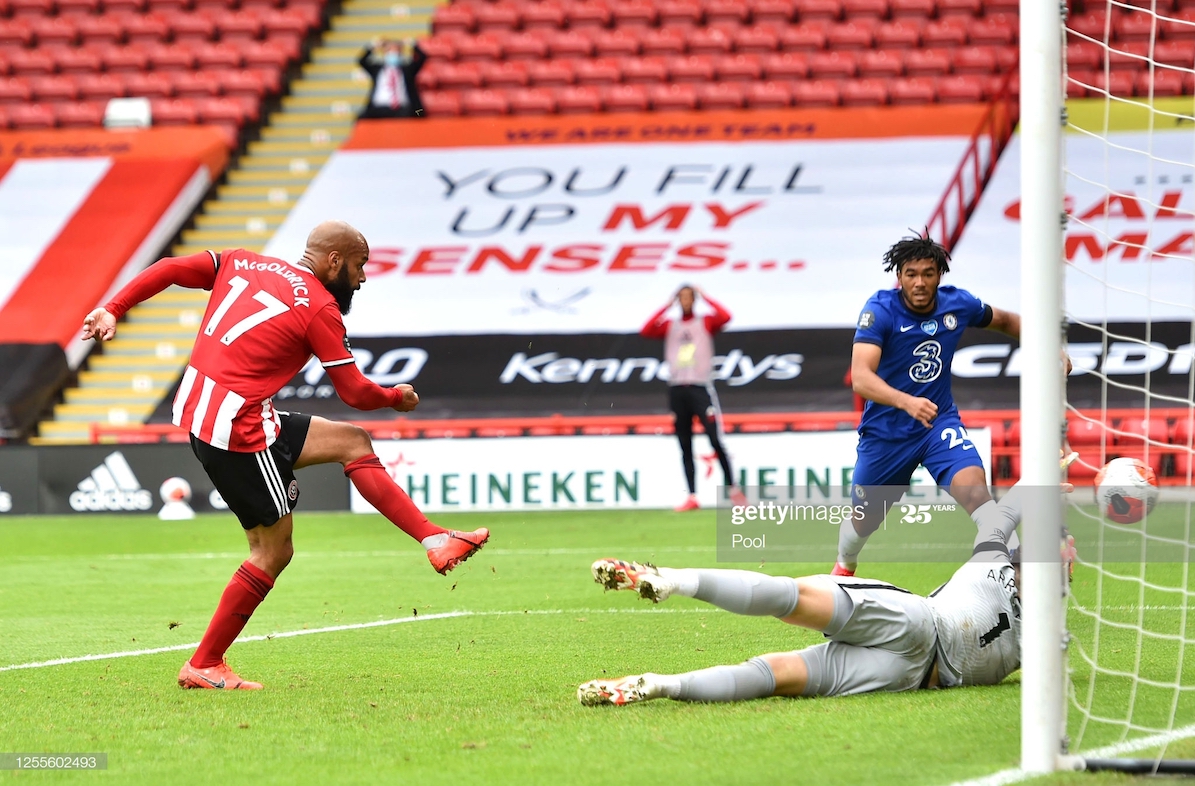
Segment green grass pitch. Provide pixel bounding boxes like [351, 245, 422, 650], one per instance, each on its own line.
[0, 509, 1189, 785]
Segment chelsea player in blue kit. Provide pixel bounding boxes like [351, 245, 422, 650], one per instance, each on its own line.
[834, 234, 1021, 576]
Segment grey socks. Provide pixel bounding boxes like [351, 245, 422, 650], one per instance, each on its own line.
[667, 657, 777, 702]
[690, 569, 801, 618]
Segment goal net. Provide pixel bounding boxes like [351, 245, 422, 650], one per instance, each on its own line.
[1053, 0, 1195, 771]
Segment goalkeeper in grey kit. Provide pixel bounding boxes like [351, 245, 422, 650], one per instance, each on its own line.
[578, 486, 1031, 705]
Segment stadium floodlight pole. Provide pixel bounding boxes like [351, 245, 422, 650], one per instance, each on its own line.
[1019, 0, 1066, 774]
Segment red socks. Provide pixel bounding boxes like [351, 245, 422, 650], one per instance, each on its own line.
[344, 454, 445, 543]
[191, 561, 274, 669]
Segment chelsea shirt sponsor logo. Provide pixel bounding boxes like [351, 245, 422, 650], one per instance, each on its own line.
[921, 320, 938, 336]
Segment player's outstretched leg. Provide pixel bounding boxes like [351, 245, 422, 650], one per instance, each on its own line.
[579, 658, 777, 706]
[591, 559, 799, 618]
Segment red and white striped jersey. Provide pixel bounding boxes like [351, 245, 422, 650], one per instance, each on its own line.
[172, 249, 356, 452]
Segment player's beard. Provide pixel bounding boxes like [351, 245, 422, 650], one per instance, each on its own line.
[326, 265, 355, 315]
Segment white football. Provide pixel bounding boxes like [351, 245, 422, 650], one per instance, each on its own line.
[1095, 458, 1159, 525]
[159, 476, 192, 504]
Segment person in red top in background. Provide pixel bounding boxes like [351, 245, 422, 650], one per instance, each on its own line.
[641, 286, 747, 512]
[81, 220, 489, 691]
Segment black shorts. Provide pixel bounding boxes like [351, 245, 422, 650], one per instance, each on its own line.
[190, 412, 312, 530]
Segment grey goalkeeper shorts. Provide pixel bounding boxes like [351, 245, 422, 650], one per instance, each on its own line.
[797, 575, 938, 698]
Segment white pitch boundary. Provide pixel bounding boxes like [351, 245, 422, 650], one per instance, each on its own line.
[947, 723, 1195, 786]
[0, 607, 710, 674]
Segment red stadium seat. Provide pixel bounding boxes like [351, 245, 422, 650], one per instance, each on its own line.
[611, 0, 658, 27]
[198, 94, 251, 124]
[77, 72, 126, 100]
[649, 81, 697, 110]
[1066, 41, 1102, 69]
[1067, 11, 1107, 41]
[875, 20, 922, 48]
[750, 0, 794, 26]
[594, 28, 641, 56]
[456, 32, 504, 61]
[105, 0, 148, 12]
[574, 56, 621, 84]
[0, 54, 8, 78]
[936, 0, 979, 18]
[703, 0, 750, 26]
[745, 79, 791, 106]
[952, 45, 996, 74]
[797, 0, 841, 23]
[640, 27, 687, 55]
[56, 46, 102, 73]
[9, 0, 54, 17]
[31, 17, 78, 46]
[922, 19, 968, 47]
[1066, 68, 1094, 98]
[841, 77, 888, 105]
[77, 18, 125, 47]
[196, 42, 243, 69]
[1068, 417, 1113, 447]
[421, 89, 461, 116]
[935, 74, 984, 102]
[889, 0, 933, 18]
[217, 69, 266, 99]
[417, 59, 444, 90]
[147, 0, 194, 13]
[57, 0, 100, 14]
[715, 52, 763, 80]
[659, 0, 703, 27]
[858, 48, 904, 76]
[217, 10, 263, 40]
[988, 44, 1017, 72]
[461, 87, 510, 115]
[604, 82, 650, 111]
[762, 50, 808, 77]
[503, 31, 549, 60]
[563, 0, 611, 29]
[1159, 9, 1195, 40]
[698, 80, 745, 109]
[0, 106, 9, 130]
[968, 14, 1016, 46]
[433, 4, 475, 35]
[791, 78, 839, 105]
[8, 49, 56, 75]
[808, 49, 857, 77]
[1115, 10, 1155, 43]
[1092, 69, 1137, 95]
[147, 42, 196, 70]
[171, 11, 217, 42]
[475, 1, 521, 32]
[483, 59, 530, 87]
[124, 70, 175, 97]
[419, 35, 458, 61]
[780, 23, 827, 50]
[523, 0, 566, 30]
[1109, 41, 1150, 71]
[29, 73, 77, 100]
[508, 86, 556, 113]
[0, 76, 32, 104]
[528, 58, 575, 86]
[903, 47, 951, 75]
[1172, 418, 1194, 447]
[1117, 416, 1170, 449]
[547, 29, 593, 58]
[125, 13, 171, 43]
[555, 84, 602, 113]
[688, 25, 735, 54]
[668, 53, 715, 81]
[238, 0, 278, 11]
[242, 40, 292, 68]
[734, 24, 779, 52]
[9, 102, 56, 128]
[0, 20, 34, 49]
[842, 0, 886, 17]
[1155, 39, 1195, 67]
[826, 20, 875, 49]
[56, 99, 105, 127]
[102, 45, 151, 73]
[436, 60, 483, 89]
[193, 0, 236, 12]
[888, 75, 935, 103]
[150, 96, 198, 124]
[172, 69, 222, 96]
[622, 55, 668, 82]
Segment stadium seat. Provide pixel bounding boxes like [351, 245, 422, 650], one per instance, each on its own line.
[1159, 9, 1195, 40]
[1066, 68, 1094, 98]
[0, 55, 8, 78]
[9, 0, 53, 17]
[105, 0, 148, 12]
[1068, 417, 1113, 446]
[56, 47, 102, 74]
[476, 1, 521, 32]
[1138, 68, 1186, 95]
[841, 77, 888, 104]
[780, 23, 827, 50]
[77, 71, 126, 100]
[523, 0, 566, 30]
[199, 94, 252, 125]
[762, 50, 808, 77]
[217, 10, 264, 40]
[482, 59, 530, 87]
[858, 48, 903, 76]
[563, 0, 612, 29]
[1155, 39, 1195, 67]
[604, 81, 650, 110]
[196, 42, 243, 69]
[421, 89, 462, 116]
[217, 69, 267, 99]
[749, 0, 794, 26]
[555, 83, 603, 112]
[1093, 69, 1136, 95]
[716, 52, 763, 80]
[436, 60, 484, 89]
[528, 58, 575, 86]
[875, 20, 922, 48]
[547, 29, 594, 58]
[792, 78, 839, 105]
[903, 47, 951, 76]
[124, 70, 175, 97]
[612, 0, 658, 27]
[842, 0, 886, 18]
[57, 0, 100, 14]
[922, 19, 968, 47]
[827, 20, 875, 49]
[1116, 416, 1170, 447]
[0, 20, 34, 49]
[935, 74, 983, 102]
[808, 49, 857, 77]
[951, 45, 996, 74]
[1066, 41, 1102, 69]
[461, 87, 510, 115]
[594, 28, 641, 56]
[433, 4, 475, 35]
[503, 31, 550, 59]
[508, 85, 556, 113]
[1174, 418, 1194, 448]
[8, 49, 56, 75]
[688, 25, 731, 54]
[1109, 41, 1150, 71]
[31, 17, 79, 47]
[29, 73, 77, 101]
[1067, 11, 1107, 41]
[77, 17, 125, 45]
[968, 14, 1015, 45]
[192, 0, 236, 12]
[888, 75, 935, 103]
[640, 27, 687, 55]
[150, 96, 198, 124]
[1115, 10, 1156, 43]
[622, 55, 668, 82]
[668, 53, 715, 81]
[698, 80, 745, 109]
[125, 13, 171, 43]
[170, 11, 217, 42]
[989, 44, 1017, 72]
[147, 42, 196, 70]
[659, 0, 704, 27]
[703, 0, 750, 26]
[937, 0, 979, 17]
[889, 0, 933, 18]
[243, 40, 293, 69]
[55, 99, 104, 127]
[797, 0, 841, 23]
[419, 35, 459, 61]
[456, 32, 504, 61]
[173, 69, 222, 97]
[9, 101, 56, 128]
[649, 81, 697, 109]
[0, 76, 32, 103]
[574, 56, 621, 84]
[734, 24, 779, 52]
[745, 79, 791, 106]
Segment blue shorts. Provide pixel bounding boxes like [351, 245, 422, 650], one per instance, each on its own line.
[852, 413, 985, 490]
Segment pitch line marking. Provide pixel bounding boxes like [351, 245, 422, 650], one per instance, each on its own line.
[0, 607, 712, 674]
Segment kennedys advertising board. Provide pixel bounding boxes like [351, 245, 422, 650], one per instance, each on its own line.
[352, 429, 991, 513]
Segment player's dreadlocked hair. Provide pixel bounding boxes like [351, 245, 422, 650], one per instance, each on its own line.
[881, 231, 951, 274]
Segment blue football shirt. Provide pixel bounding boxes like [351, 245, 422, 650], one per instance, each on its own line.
[854, 285, 991, 441]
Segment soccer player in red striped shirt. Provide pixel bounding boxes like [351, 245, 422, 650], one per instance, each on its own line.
[82, 220, 488, 691]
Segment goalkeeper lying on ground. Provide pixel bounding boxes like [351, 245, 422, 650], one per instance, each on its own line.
[578, 481, 1060, 706]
